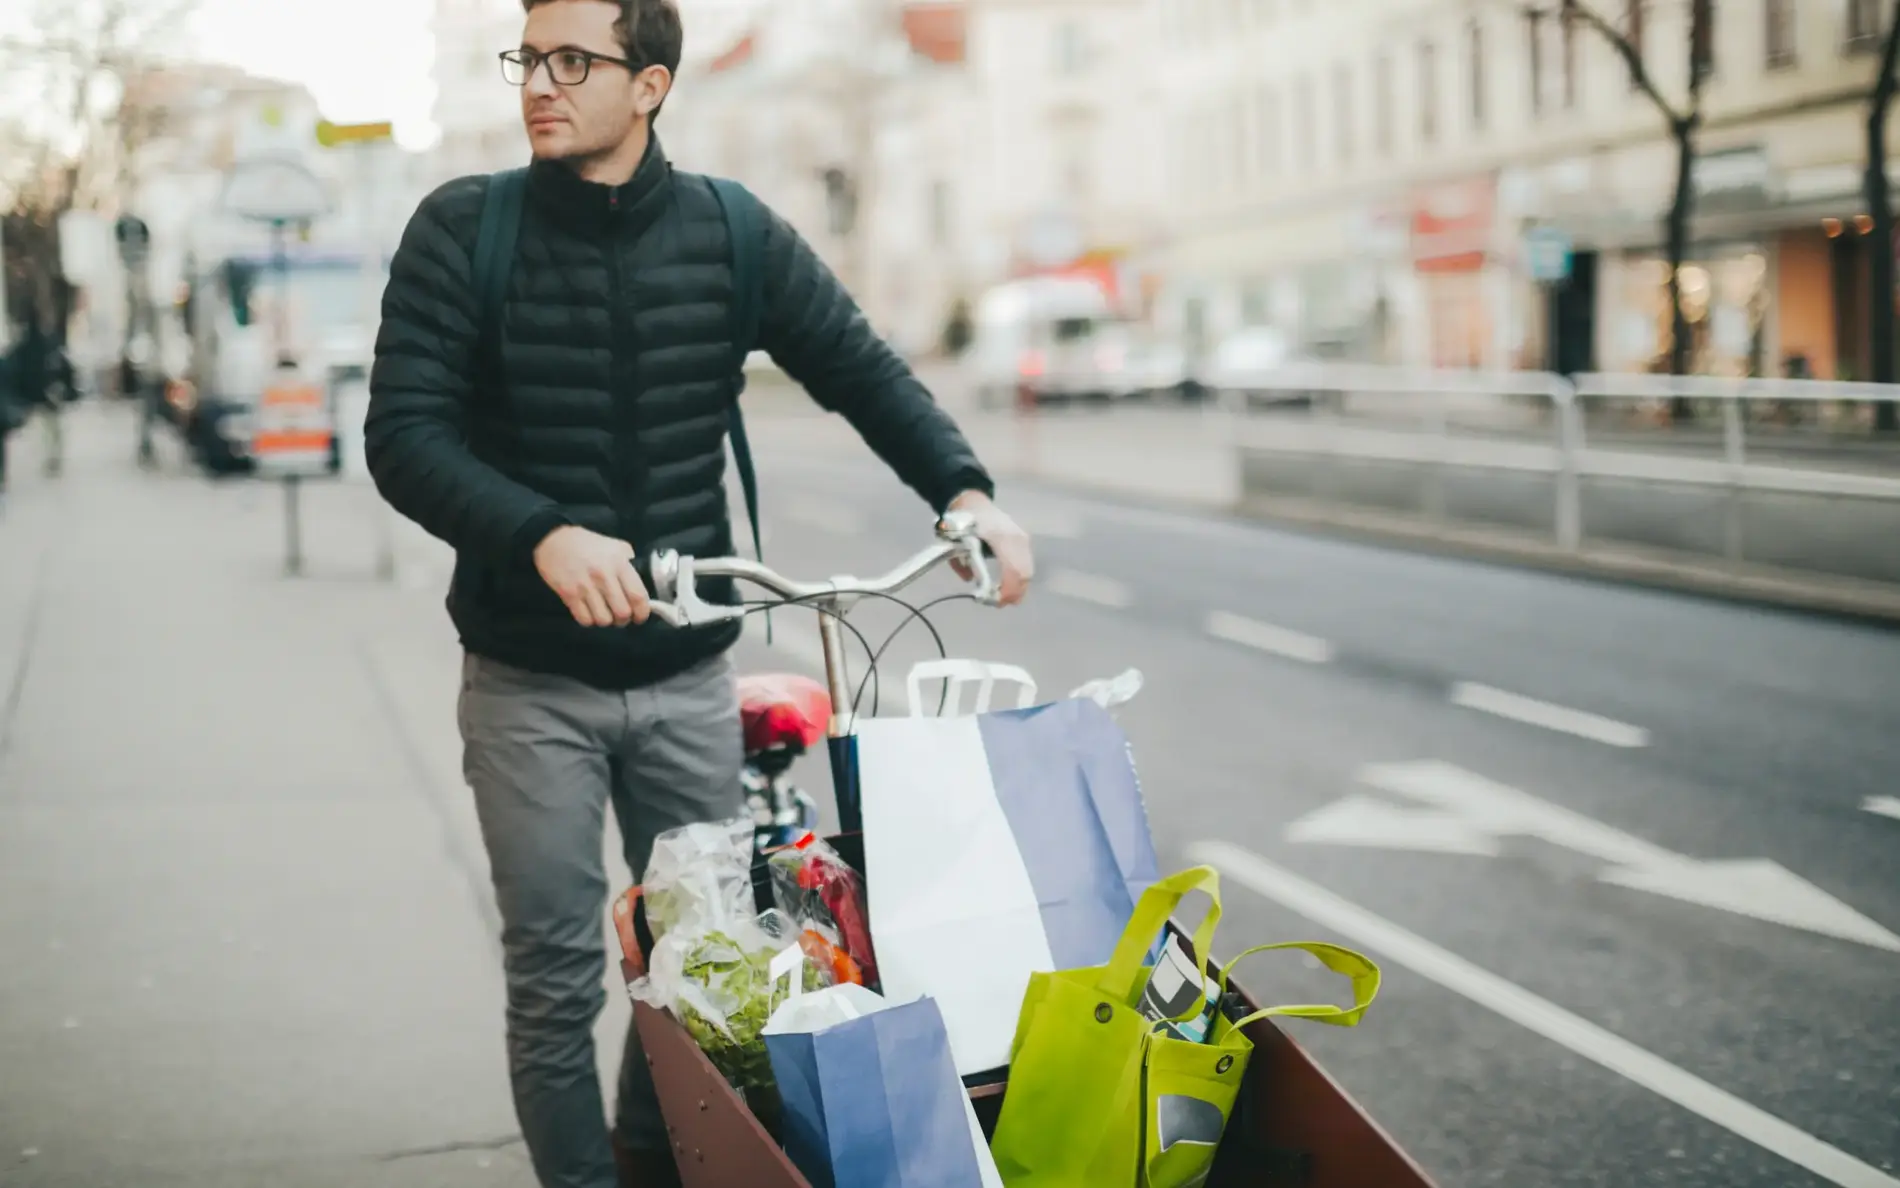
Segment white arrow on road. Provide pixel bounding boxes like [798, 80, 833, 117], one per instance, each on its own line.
[1864, 796, 1900, 823]
[1285, 760, 1900, 953]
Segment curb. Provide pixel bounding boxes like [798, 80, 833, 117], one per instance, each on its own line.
[1234, 495, 1900, 628]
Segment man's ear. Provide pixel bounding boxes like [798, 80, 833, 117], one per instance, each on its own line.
[634, 64, 673, 116]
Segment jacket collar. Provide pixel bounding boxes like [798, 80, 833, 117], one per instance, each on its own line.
[527, 133, 672, 238]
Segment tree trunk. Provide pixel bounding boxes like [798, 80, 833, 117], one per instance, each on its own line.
[1871, 59, 1900, 427]
[1666, 117, 1697, 421]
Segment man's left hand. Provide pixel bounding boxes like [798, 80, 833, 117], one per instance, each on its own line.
[948, 490, 1034, 606]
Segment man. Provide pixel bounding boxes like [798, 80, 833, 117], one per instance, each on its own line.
[364, 2, 1033, 1186]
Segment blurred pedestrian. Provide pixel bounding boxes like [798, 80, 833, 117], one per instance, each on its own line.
[363, 3, 1034, 1187]
[0, 317, 75, 486]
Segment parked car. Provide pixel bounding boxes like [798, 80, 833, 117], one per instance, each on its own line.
[1117, 330, 1202, 402]
[968, 276, 1113, 408]
[1201, 327, 1316, 408]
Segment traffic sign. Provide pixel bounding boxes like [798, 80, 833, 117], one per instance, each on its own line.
[316, 120, 394, 148]
[1523, 226, 1573, 283]
[253, 373, 335, 477]
[221, 157, 330, 224]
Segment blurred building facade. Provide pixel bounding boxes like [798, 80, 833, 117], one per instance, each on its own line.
[664, 0, 985, 354]
[432, 0, 529, 181]
[1151, 0, 1898, 378]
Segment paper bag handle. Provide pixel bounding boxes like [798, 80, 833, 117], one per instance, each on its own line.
[768, 944, 806, 1003]
[1100, 866, 1222, 1013]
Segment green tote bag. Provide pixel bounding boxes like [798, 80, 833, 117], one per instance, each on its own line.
[989, 866, 1381, 1188]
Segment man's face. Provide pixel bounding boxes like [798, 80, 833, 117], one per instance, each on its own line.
[518, 0, 668, 163]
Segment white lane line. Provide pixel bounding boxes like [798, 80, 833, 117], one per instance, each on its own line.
[1864, 796, 1900, 822]
[778, 496, 868, 536]
[1187, 840, 1900, 1188]
[1450, 682, 1649, 749]
[1044, 569, 1133, 609]
[1205, 610, 1333, 664]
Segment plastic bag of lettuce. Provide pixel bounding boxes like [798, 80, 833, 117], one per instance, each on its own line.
[630, 817, 834, 1094]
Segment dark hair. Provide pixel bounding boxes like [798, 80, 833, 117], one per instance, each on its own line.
[523, 0, 683, 115]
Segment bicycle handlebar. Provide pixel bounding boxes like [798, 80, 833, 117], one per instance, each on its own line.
[641, 509, 996, 629]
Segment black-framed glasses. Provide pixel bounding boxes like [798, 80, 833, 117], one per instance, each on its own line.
[500, 47, 637, 86]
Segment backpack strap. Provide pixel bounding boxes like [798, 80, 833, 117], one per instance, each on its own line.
[472, 168, 528, 346]
[706, 176, 765, 569]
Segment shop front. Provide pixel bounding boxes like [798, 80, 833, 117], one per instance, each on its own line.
[1410, 173, 1507, 369]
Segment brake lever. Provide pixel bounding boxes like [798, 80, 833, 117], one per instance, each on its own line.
[959, 538, 1002, 606]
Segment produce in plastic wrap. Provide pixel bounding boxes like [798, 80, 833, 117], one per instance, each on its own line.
[767, 832, 880, 988]
[633, 818, 837, 1092]
[640, 817, 755, 944]
[797, 927, 863, 987]
[1068, 668, 1144, 712]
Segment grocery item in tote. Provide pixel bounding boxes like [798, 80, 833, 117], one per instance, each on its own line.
[767, 831, 878, 988]
[989, 866, 1381, 1188]
[762, 972, 1003, 1188]
[627, 818, 836, 1097]
[855, 695, 1161, 1076]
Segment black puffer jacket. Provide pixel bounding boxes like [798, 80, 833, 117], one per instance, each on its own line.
[366, 139, 993, 689]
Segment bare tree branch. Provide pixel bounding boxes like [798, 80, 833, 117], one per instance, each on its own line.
[1520, 0, 1685, 125]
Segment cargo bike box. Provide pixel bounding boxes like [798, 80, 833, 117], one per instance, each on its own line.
[618, 516, 1436, 1187]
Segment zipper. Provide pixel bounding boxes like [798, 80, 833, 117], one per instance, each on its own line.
[607, 205, 643, 545]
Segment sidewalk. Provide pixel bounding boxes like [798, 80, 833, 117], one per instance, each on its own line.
[0, 405, 627, 1187]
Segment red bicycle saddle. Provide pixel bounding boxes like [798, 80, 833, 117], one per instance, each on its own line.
[738, 672, 832, 753]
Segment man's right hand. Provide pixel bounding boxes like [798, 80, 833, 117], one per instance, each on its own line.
[532, 525, 651, 628]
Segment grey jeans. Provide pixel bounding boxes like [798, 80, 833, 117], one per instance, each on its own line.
[459, 650, 744, 1188]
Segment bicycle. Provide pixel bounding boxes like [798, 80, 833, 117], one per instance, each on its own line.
[618, 512, 1434, 1188]
[643, 507, 999, 843]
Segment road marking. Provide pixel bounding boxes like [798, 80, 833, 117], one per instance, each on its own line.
[1186, 840, 1900, 1188]
[1306, 760, 1900, 951]
[1205, 610, 1333, 664]
[779, 496, 868, 536]
[1285, 792, 1500, 856]
[1864, 796, 1900, 822]
[1045, 569, 1133, 609]
[1450, 681, 1649, 748]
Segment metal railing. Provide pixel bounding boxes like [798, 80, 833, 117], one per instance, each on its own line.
[1227, 363, 1900, 577]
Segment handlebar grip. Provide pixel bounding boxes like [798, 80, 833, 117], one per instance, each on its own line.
[630, 553, 656, 595]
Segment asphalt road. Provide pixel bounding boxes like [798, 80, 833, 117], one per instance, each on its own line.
[745, 446, 1900, 1188]
[4, 403, 1895, 1187]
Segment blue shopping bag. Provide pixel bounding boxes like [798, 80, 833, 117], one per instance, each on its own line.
[856, 694, 1162, 1075]
[763, 986, 1000, 1188]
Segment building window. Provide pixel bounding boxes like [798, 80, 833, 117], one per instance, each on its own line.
[1691, 0, 1715, 78]
[1468, 19, 1486, 131]
[1527, 12, 1544, 117]
[1418, 40, 1438, 144]
[1054, 21, 1087, 73]
[1625, 0, 1645, 89]
[1063, 138, 1091, 200]
[928, 180, 951, 247]
[1257, 85, 1280, 176]
[1294, 73, 1316, 167]
[1374, 53, 1394, 153]
[1238, 91, 1254, 187]
[1764, 0, 1796, 68]
[1333, 63, 1353, 164]
[1561, 8, 1579, 107]
[1846, 0, 1882, 53]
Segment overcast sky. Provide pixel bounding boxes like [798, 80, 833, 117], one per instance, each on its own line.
[184, 0, 759, 151]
